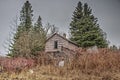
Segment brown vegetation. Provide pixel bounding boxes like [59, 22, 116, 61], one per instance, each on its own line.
[0, 57, 35, 72]
[0, 48, 120, 80]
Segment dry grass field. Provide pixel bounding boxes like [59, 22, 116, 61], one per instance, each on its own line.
[0, 48, 120, 80]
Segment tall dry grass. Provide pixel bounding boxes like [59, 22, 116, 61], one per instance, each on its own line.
[31, 48, 120, 79]
[0, 48, 120, 80]
[31, 49, 120, 75]
[70, 48, 120, 74]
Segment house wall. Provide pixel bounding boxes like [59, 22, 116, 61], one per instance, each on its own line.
[68, 42, 78, 51]
[45, 34, 78, 52]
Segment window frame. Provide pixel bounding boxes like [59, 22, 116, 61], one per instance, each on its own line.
[54, 40, 58, 49]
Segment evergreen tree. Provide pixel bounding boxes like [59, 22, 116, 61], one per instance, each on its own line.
[72, 2, 83, 22]
[8, 1, 34, 57]
[32, 16, 46, 53]
[70, 1, 108, 48]
[7, 1, 58, 58]
[20, 0, 33, 31]
[34, 16, 42, 30]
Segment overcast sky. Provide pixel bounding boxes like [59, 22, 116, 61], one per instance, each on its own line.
[0, 0, 120, 55]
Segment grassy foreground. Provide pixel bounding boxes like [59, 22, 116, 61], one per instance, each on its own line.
[0, 48, 120, 80]
[0, 65, 120, 80]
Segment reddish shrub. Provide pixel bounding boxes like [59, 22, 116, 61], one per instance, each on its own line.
[0, 57, 35, 72]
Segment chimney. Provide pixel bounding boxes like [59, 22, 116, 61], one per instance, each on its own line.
[63, 33, 66, 38]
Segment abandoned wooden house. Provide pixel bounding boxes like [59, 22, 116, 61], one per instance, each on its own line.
[45, 33, 79, 58]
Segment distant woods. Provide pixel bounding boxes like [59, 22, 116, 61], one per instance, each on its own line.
[7, 1, 108, 58]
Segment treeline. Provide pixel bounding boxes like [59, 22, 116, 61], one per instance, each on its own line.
[7, 1, 108, 58]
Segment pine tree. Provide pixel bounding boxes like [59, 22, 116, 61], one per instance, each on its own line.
[34, 16, 42, 30]
[20, 0, 33, 31]
[8, 1, 34, 57]
[70, 1, 108, 48]
[32, 16, 46, 53]
[7, 1, 57, 58]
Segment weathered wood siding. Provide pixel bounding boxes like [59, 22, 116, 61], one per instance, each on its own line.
[68, 42, 78, 51]
[45, 34, 78, 52]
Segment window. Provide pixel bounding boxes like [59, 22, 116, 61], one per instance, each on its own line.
[54, 41, 58, 49]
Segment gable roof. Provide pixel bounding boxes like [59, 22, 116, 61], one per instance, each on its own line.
[46, 33, 79, 47]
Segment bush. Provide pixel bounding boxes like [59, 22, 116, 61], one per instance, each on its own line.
[0, 57, 35, 72]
